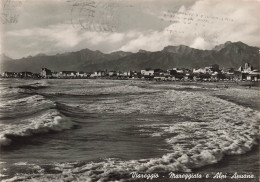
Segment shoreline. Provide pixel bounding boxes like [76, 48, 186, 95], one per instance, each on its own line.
[1, 77, 259, 87]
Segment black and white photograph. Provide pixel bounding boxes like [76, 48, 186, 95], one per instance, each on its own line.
[0, 0, 259, 181]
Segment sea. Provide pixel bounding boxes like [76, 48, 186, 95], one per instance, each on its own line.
[0, 78, 259, 182]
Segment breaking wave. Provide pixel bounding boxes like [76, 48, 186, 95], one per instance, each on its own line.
[0, 93, 74, 147]
[7, 88, 259, 182]
[0, 95, 56, 119]
[0, 109, 73, 147]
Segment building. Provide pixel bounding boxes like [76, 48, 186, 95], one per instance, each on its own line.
[52, 71, 59, 78]
[108, 71, 117, 77]
[243, 62, 253, 73]
[193, 65, 219, 74]
[246, 70, 260, 81]
[40, 68, 52, 78]
[59, 71, 77, 78]
[141, 69, 154, 77]
[123, 71, 133, 77]
[19, 72, 33, 78]
[90, 72, 97, 78]
[32, 73, 41, 79]
[117, 71, 122, 76]
[2, 72, 18, 78]
[132, 71, 141, 79]
[153, 69, 164, 76]
[76, 71, 87, 78]
[238, 66, 244, 72]
[95, 71, 106, 77]
[224, 68, 235, 80]
[193, 67, 211, 74]
[141, 68, 164, 79]
[172, 68, 185, 74]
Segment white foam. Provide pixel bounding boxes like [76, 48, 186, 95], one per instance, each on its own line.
[0, 110, 73, 147]
[0, 173, 8, 177]
[60, 84, 158, 96]
[2, 176, 27, 182]
[14, 162, 28, 166]
[0, 95, 55, 120]
[3, 83, 260, 181]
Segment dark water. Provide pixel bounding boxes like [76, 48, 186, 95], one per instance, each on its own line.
[0, 79, 259, 181]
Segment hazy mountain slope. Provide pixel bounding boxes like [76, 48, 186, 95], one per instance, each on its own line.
[1, 41, 259, 72]
[85, 41, 259, 71]
[0, 49, 132, 72]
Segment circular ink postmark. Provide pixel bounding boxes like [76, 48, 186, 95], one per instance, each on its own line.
[68, 0, 119, 32]
[1, 0, 22, 24]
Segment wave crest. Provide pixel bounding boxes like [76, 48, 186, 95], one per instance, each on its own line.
[0, 110, 73, 147]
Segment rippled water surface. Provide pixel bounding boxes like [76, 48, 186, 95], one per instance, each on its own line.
[0, 79, 259, 181]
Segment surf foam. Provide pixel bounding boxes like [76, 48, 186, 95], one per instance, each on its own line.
[0, 109, 73, 147]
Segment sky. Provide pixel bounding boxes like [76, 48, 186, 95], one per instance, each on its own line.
[1, 0, 260, 59]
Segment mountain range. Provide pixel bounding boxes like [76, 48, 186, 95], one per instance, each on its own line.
[1, 41, 259, 73]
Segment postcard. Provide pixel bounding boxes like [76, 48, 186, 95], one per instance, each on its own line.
[0, 0, 259, 181]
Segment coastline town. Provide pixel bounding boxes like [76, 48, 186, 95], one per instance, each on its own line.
[1, 63, 260, 82]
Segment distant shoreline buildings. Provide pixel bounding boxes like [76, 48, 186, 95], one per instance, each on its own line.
[1, 63, 260, 82]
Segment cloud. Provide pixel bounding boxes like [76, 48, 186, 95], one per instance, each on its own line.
[119, 0, 260, 51]
[4, 24, 127, 58]
[187, 0, 260, 48]
[190, 37, 210, 50]
[2, 0, 260, 58]
[7, 25, 81, 48]
[120, 30, 172, 52]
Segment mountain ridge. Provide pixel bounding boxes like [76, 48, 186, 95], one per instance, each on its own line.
[1, 41, 259, 72]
